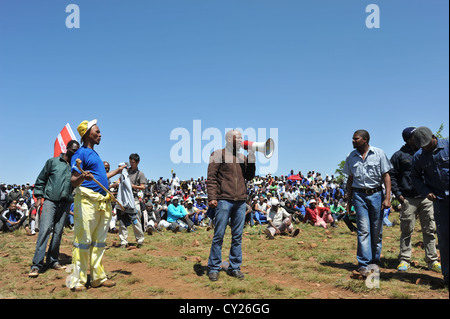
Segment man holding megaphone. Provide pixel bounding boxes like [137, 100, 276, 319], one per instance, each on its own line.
[207, 130, 256, 281]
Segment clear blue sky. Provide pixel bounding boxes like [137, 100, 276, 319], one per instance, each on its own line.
[0, 0, 448, 185]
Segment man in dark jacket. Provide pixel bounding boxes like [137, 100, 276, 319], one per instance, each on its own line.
[390, 127, 439, 273]
[207, 130, 256, 281]
[0, 202, 27, 232]
[28, 140, 80, 278]
[411, 126, 449, 287]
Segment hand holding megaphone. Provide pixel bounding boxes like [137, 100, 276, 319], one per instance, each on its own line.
[241, 138, 275, 159]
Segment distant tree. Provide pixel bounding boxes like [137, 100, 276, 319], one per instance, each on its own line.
[435, 123, 448, 139]
[335, 160, 347, 184]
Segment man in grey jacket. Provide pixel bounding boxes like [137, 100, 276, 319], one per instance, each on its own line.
[28, 140, 80, 278]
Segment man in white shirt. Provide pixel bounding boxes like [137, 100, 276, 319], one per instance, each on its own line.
[264, 199, 299, 239]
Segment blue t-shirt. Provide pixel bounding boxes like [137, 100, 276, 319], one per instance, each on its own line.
[71, 145, 108, 196]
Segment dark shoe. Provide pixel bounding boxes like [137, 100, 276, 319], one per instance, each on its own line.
[291, 228, 300, 237]
[208, 272, 219, 281]
[227, 269, 244, 280]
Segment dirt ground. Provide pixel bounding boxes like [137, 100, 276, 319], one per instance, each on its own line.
[1, 227, 448, 302]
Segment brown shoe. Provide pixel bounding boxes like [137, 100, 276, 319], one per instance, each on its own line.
[70, 286, 87, 292]
[28, 268, 39, 278]
[52, 263, 64, 270]
[92, 279, 116, 288]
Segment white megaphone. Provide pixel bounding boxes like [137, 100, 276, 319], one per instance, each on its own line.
[241, 138, 275, 159]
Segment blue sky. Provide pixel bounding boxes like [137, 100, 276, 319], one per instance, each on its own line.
[0, 0, 448, 185]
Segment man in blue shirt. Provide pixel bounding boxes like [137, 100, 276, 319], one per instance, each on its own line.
[167, 196, 194, 231]
[343, 129, 392, 277]
[411, 126, 449, 287]
[69, 119, 125, 291]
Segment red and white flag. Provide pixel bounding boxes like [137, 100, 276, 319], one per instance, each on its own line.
[54, 123, 77, 157]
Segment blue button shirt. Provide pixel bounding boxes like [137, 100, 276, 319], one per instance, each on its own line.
[411, 138, 449, 199]
[343, 146, 393, 189]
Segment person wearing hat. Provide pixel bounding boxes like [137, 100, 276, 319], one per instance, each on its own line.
[411, 126, 449, 286]
[302, 199, 330, 228]
[28, 139, 80, 278]
[264, 198, 299, 239]
[16, 197, 28, 216]
[69, 119, 125, 291]
[0, 183, 8, 212]
[390, 127, 440, 273]
[166, 196, 194, 232]
[343, 129, 392, 278]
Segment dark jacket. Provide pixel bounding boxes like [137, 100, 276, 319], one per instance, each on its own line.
[34, 154, 74, 202]
[207, 148, 256, 202]
[389, 144, 418, 198]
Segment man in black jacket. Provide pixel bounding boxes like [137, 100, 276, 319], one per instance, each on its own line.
[389, 127, 440, 273]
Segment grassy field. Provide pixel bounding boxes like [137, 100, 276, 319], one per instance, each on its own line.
[0, 211, 448, 300]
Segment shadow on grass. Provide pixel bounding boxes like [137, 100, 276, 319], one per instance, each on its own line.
[321, 260, 446, 290]
[193, 263, 208, 276]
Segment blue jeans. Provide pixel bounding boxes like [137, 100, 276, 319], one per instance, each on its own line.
[353, 190, 384, 268]
[434, 197, 449, 281]
[31, 200, 71, 270]
[254, 211, 267, 224]
[208, 200, 246, 273]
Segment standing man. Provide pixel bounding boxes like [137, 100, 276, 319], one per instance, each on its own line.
[207, 130, 256, 281]
[390, 127, 440, 273]
[117, 153, 146, 248]
[411, 126, 449, 287]
[69, 119, 125, 291]
[343, 129, 392, 277]
[28, 139, 80, 278]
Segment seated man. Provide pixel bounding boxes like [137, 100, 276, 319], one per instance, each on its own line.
[147, 197, 177, 233]
[253, 196, 268, 224]
[0, 202, 27, 232]
[330, 198, 346, 225]
[16, 197, 29, 216]
[167, 197, 195, 232]
[186, 200, 205, 226]
[303, 199, 332, 229]
[264, 199, 299, 239]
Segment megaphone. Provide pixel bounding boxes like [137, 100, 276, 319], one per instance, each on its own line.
[241, 138, 275, 159]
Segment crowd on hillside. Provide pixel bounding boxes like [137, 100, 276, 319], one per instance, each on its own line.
[0, 169, 394, 237]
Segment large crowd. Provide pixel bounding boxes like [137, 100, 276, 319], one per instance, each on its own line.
[1, 124, 447, 292]
[0, 169, 391, 237]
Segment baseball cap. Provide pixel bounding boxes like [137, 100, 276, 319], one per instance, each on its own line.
[414, 126, 433, 148]
[77, 119, 97, 138]
[402, 127, 416, 142]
